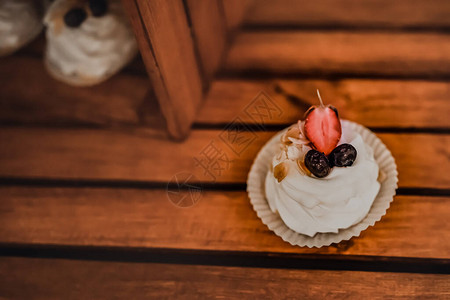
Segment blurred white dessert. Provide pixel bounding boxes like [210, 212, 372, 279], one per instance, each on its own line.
[44, 0, 138, 86]
[0, 0, 44, 56]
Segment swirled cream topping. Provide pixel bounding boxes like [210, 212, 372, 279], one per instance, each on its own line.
[0, 0, 43, 56]
[44, 0, 137, 79]
[265, 121, 380, 237]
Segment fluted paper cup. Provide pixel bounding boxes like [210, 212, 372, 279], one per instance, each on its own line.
[247, 120, 398, 248]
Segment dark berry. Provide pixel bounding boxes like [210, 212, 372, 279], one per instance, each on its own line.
[328, 143, 357, 167]
[89, 0, 108, 17]
[64, 8, 87, 28]
[304, 150, 331, 178]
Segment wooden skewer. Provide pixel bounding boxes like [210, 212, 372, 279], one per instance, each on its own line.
[316, 89, 324, 107]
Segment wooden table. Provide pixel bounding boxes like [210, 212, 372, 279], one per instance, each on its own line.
[1, 1, 450, 298]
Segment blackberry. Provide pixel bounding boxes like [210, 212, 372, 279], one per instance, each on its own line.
[64, 8, 87, 28]
[89, 0, 108, 17]
[304, 150, 331, 178]
[328, 143, 357, 167]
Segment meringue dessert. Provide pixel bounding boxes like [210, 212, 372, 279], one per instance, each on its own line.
[44, 0, 138, 86]
[0, 0, 44, 56]
[265, 91, 380, 237]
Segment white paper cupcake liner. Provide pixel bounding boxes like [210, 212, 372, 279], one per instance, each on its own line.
[247, 120, 398, 248]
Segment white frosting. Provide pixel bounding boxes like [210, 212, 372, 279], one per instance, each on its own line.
[0, 0, 43, 56]
[44, 0, 137, 80]
[265, 121, 380, 237]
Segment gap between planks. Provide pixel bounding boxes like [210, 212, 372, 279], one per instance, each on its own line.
[0, 245, 449, 275]
[0, 178, 449, 197]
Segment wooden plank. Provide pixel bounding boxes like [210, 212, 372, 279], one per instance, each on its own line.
[2, 59, 450, 129]
[199, 79, 450, 128]
[0, 187, 449, 259]
[221, 0, 254, 33]
[1, 257, 448, 299]
[121, 0, 203, 140]
[225, 31, 450, 76]
[3, 62, 450, 129]
[0, 56, 151, 126]
[245, 0, 450, 28]
[0, 128, 448, 189]
[186, 0, 227, 82]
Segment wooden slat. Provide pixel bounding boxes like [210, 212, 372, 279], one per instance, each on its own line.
[3, 66, 450, 129]
[2, 61, 450, 129]
[0, 187, 449, 259]
[199, 79, 450, 128]
[0, 128, 448, 189]
[221, 0, 254, 33]
[0, 56, 150, 126]
[225, 31, 450, 76]
[245, 0, 450, 28]
[186, 0, 227, 82]
[1, 257, 448, 299]
[121, 0, 203, 140]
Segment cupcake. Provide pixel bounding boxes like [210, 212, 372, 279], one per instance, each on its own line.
[0, 0, 44, 56]
[44, 0, 138, 86]
[248, 90, 398, 246]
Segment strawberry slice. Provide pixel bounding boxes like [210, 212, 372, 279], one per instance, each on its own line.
[304, 90, 342, 155]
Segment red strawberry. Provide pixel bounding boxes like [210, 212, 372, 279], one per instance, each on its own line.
[304, 90, 342, 155]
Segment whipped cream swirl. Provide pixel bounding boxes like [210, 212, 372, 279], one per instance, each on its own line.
[44, 0, 137, 80]
[265, 121, 380, 237]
